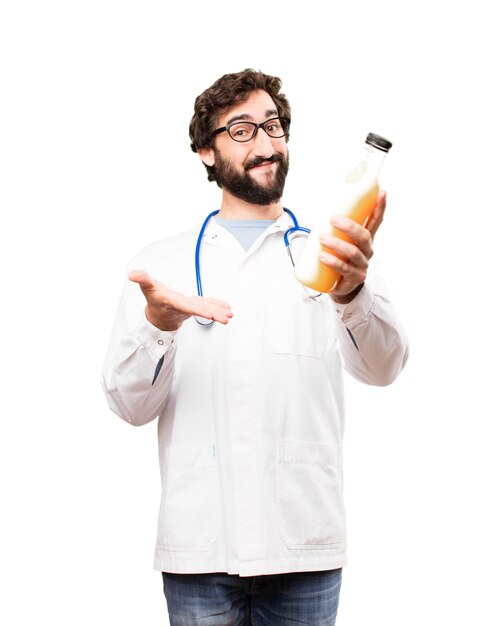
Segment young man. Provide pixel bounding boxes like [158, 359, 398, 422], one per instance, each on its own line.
[102, 69, 408, 625]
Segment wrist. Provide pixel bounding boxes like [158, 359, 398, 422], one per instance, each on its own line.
[145, 306, 181, 332]
[330, 282, 364, 304]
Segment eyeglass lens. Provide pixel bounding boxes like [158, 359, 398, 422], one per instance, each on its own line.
[228, 117, 288, 142]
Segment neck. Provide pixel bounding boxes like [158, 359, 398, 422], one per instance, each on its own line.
[217, 190, 283, 220]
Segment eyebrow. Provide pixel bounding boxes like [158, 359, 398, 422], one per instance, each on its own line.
[225, 108, 279, 126]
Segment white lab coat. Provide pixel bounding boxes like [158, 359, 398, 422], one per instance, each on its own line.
[101, 211, 408, 577]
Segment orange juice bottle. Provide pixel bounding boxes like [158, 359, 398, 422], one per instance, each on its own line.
[294, 132, 392, 293]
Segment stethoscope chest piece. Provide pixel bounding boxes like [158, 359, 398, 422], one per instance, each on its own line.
[194, 315, 215, 327]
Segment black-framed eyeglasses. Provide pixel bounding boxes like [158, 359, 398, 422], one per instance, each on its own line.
[212, 116, 290, 143]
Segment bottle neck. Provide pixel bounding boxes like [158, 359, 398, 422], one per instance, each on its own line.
[344, 144, 388, 184]
[363, 143, 389, 171]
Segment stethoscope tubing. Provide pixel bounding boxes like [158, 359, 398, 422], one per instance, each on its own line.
[194, 208, 314, 326]
[195, 209, 220, 297]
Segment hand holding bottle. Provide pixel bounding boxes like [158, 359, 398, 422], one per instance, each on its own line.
[318, 190, 387, 303]
[294, 132, 392, 300]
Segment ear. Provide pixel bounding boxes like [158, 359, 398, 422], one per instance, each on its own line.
[197, 147, 215, 167]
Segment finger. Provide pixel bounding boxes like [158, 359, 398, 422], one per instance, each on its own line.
[212, 310, 234, 325]
[169, 294, 233, 324]
[208, 306, 234, 322]
[319, 234, 370, 266]
[329, 216, 372, 256]
[128, 269, 152, 286]
[318, 248, 367, 286]
[128, 270, 164, 292]
[366, 190, 387, 240]
[193, 298, 233, 322]
[190, 301, 234, 325]
[203, 297, 234, 310]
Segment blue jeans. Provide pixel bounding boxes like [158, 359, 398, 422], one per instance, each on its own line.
[162, 569, 342, 625]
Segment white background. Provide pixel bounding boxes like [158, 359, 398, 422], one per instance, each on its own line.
[1, 1, 478, 624]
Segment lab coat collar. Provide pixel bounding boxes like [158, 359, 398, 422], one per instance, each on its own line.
[201, 208, 297, 253]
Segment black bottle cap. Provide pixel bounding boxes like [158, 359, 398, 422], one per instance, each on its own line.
[366, 132, 392, 152]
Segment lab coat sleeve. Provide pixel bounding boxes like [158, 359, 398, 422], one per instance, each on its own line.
[101, 260, 178, 426]
[332, 264, 409, 387]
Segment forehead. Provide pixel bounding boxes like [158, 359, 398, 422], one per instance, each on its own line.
[218, 90, 278, 126]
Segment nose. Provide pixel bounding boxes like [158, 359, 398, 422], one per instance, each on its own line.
[251, 127, 274, 158]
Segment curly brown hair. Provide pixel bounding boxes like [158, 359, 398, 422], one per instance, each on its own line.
[189, 69, 291, 183]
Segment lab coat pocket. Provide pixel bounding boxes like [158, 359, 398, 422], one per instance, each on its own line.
[158, 444, 216, 552]
[277, 440, 346, 550]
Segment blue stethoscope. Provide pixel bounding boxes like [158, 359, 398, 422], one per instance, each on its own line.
[194, 208, 317, 326]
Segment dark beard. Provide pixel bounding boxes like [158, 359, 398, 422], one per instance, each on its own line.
[212, 150, 289, 206]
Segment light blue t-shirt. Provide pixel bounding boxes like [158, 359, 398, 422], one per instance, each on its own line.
[216, 218, 275, 252]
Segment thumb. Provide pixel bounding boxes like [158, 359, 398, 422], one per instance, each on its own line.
[367, 190, 387, 240]
[128, 270, 156, 290]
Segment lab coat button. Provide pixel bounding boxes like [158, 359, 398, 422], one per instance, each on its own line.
[158, 339, 164, 345]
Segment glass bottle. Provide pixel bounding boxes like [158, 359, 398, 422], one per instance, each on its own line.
[294, 132, 392, 293]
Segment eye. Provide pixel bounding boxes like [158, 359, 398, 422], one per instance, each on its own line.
[266, 121, 279, 132]
[264, 118, 285, 137]
[229, 122, 255, 140]
[233, 126, 248, 137]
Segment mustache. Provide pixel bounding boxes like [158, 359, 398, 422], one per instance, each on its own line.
[245, 153, 284, 170]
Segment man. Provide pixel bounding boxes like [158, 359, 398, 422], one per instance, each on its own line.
[102, 69, 408, 625]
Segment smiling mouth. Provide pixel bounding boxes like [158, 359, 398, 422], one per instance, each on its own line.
[246, 156, 279, 171]
[251, 161, 274, 170]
